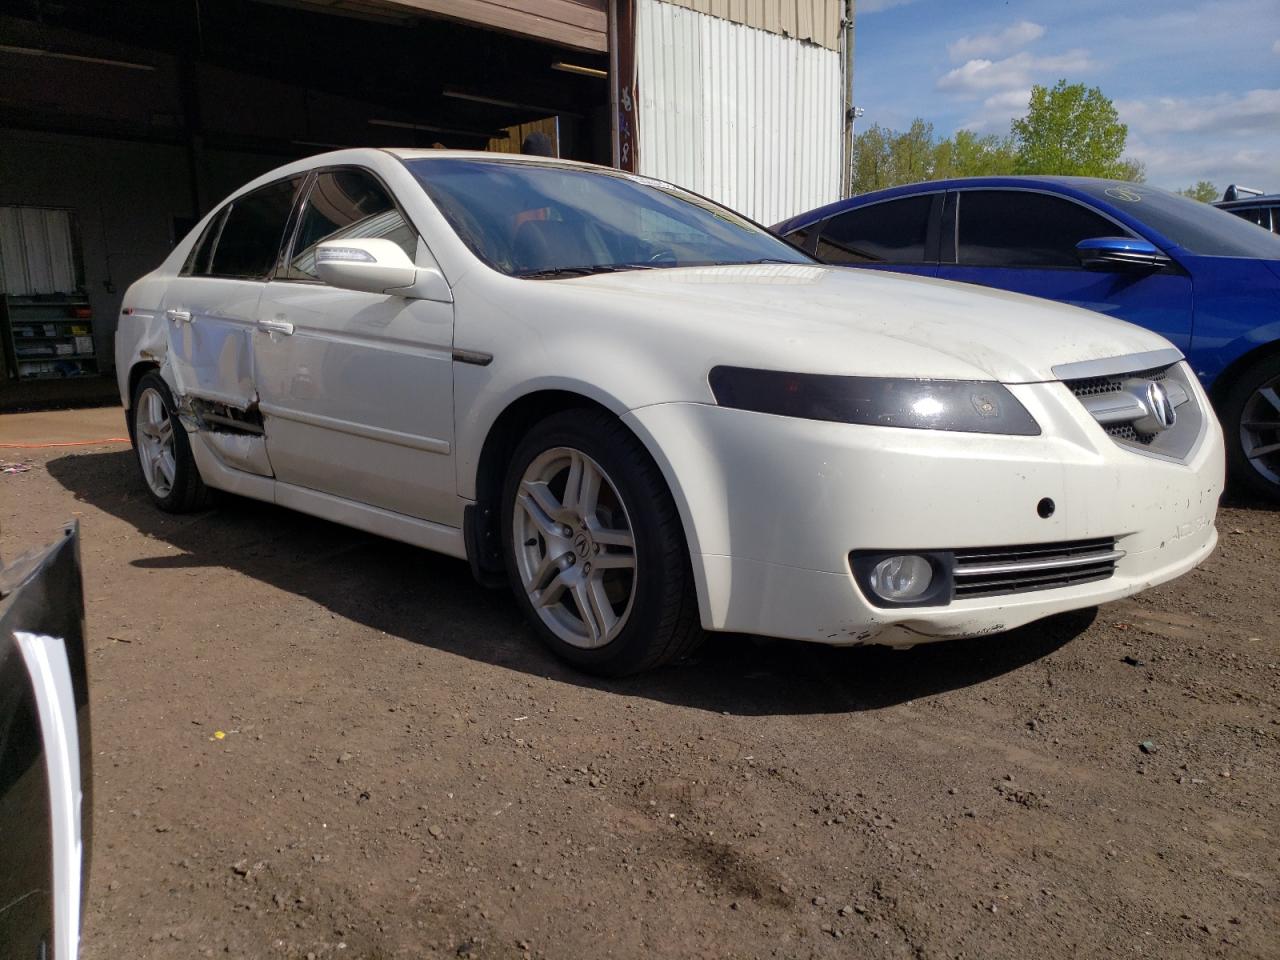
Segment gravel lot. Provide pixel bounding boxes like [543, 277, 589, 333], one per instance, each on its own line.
[3, 411, 1278, 959]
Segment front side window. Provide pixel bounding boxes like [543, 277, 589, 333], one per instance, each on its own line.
[957, 190, 1125, 268]
[817, 195, 934, 264]
[405, 158, 812, 277]
[208, 177, 302, 279]
[286, 169, 417, 280]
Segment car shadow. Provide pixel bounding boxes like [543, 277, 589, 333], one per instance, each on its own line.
[46, 449, 1090, 717]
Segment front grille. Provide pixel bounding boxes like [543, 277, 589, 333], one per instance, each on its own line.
[952, 537, 1121, 599]
[1104, 423, 1156, 445]
[1062, 358, 1202, 461]
[1067, 364, 1170, 398]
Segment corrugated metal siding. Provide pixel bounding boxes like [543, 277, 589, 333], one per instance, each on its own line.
[636, 0, 842, 226]
[659, 0, 843, 49]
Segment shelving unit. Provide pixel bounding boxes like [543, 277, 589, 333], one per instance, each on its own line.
[2, 296, 98, 380]
[0, 205, 98, 381]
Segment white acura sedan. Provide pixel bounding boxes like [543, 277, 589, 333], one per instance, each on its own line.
[116, 150, 1223, 675]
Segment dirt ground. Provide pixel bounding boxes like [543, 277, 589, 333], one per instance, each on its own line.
[3, 408, 1278, 960]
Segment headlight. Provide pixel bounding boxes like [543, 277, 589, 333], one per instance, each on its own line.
[708, 366, 1040, 436]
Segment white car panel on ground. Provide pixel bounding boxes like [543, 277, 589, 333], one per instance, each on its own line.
[115, 149, 1223, 674]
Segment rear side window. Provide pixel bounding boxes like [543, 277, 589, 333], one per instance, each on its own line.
[285, 169, 416, 280]
[957, 190, 1125, 268]
[208, 177, 302, 279]
[782, 227, 811, 251]
[1232, 206, 1275, 232]
[817, 195, 934, 264]
[181, 208, 227, 276]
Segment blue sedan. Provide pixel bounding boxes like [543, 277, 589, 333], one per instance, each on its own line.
[774, 177, 1280, 499]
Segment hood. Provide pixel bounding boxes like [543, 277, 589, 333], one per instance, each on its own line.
[544, 264, 1174, 383]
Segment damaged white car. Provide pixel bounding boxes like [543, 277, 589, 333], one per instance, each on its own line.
[116, 150, 1223, 675]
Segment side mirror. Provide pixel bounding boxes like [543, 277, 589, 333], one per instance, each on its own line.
[1075, 236, 1171, 272]
[315, 238, 451, 301]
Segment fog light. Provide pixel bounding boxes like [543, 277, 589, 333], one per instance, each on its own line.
[869, 555, 933, 601]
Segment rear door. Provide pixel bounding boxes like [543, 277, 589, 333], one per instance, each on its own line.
[253, 167, 458, 525]
[936, 188, 1194, 351]
[0, 524, 90, 960]
[814, 193, 941, 278]
[160, 176, 303, 409]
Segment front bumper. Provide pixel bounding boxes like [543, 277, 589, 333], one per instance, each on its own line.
[624, 374, 1224, 647]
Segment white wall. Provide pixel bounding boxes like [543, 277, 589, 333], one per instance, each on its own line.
[635, 0, 843, 226]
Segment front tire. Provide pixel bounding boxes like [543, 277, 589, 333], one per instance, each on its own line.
[500, 409, 700, 676]
[1221, 353, 1280, 502]
[130, 371, 210, 512]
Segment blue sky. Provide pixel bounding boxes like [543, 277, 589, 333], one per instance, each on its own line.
[855, 0, 1280, 191]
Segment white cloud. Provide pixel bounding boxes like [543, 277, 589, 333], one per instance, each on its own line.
[948, 21, 1045, 62]
[1117, 88, 1280, 137]
[1272, 39, 1280, 54]
[1125, 139, 1277, 191]
[937, 49, 1094, 97]
[957, 89, 1033, 134]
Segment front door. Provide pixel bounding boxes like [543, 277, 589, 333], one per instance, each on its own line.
[252, 168, 458, 525]
[161, 177, 303, 409]
[935, 189, 1194, 352]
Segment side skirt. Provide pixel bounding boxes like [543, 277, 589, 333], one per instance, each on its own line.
[189, 434, 467, 559]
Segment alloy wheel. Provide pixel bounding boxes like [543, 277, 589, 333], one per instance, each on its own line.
[1239, 377, 1280, 486]
[513, 447, 637, 649]
[135, 386, 177, 498]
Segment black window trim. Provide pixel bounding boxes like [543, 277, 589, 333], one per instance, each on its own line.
[272, 163, 423, 286]
[814, 190, 945, 266]
[945, 185, 1163, 272]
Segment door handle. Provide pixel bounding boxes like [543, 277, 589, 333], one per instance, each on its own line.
[258, 318, 294, 336]
[166, 308, 192, 324]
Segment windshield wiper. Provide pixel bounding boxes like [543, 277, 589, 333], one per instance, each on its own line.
[516, 263, 661, 279]
[715, 257, 808, 266]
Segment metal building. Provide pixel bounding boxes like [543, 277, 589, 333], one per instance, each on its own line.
[628, 0, 845, 226]
[0, 0, 850, 399]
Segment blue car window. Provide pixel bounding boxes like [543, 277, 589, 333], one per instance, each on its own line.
[1076, 182, 1280, 258]
[957, 190, 1123, 268]
[818, 195, 933, 264]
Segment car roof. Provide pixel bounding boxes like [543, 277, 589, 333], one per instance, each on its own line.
[1215, 194, 1280, 208]
[772, 175, 1149, 233]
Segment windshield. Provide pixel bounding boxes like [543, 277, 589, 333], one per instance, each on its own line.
[1076, 181, 1280, 259]
[405, 157, 813, 277]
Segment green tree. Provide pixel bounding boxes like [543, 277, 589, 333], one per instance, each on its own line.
[1178, 181, 1220, 202]
[1011, 80, 1144, 180]
[933, 129, 1017, 179]
[851, 120, 938, 193]
[850, 123, 895, 194]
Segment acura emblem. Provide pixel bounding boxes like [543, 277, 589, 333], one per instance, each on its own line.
[1146, 381, 1176, 431]
[1123, 379, 1177, 435]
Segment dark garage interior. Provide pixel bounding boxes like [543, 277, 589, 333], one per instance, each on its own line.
[0, 0, 611, 404]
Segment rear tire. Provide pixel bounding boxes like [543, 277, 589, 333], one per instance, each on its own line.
[1220, 353, 1280, 503]
[501, 409, 701, 676]
[130, 371, 211, 512]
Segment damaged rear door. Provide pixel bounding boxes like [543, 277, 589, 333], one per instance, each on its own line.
[161, 176, 305, 412]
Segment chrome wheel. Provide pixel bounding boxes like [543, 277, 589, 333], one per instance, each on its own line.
[513, 447, 637, 649]
[1240, 377, 1280, 485]
[135, 386, 177, 498]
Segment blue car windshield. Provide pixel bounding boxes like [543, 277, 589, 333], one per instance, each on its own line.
[405, 157, 813, 277]
[1076, 182, 1280, 259]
